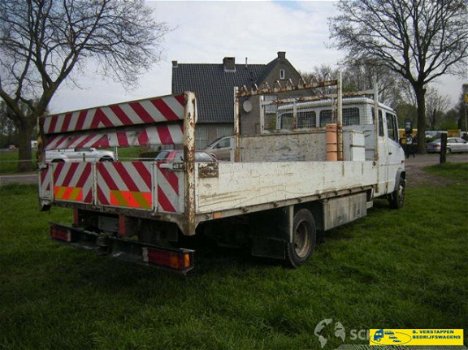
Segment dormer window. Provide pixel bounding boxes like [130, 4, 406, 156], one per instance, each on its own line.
[280, 69, 285, 80]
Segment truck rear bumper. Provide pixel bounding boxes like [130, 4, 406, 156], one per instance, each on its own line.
[49, 223, 195, 274]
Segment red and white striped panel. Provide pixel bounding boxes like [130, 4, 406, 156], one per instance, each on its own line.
[43, 94, 186, 135]
[52, 162, 93, 203]
[44, 124, 184, 150]
[38, 166, 53, 201]
[97, 162, 153, 210]
[156, 164, 184, 213]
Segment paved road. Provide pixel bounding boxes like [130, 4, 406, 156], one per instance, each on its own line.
[403, 153, 468, 187]
[0, 172, 37, 186]
[405, 152, 468, 167]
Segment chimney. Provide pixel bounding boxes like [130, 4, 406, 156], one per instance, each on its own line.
[277, 51, 286, 60]
[245, 57, 248, 67]
[172, 60, 178, 68]
[223, 57, 236, 72]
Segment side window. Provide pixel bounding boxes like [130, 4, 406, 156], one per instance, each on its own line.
[371, 108, 384, 136]
[343, 107, 360, 126]
[216, 138, 230, 149]
[320, 110, 332, 127]
[297, 111, 316, 128]
[378, 110, 384, 136]
[386, 113, 398, 141]
[195, 153, 213, 162]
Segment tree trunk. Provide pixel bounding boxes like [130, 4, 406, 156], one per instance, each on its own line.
[413, 84, 427, 154]
[17, 119, 34, 172]
[430, 109, 436, 130]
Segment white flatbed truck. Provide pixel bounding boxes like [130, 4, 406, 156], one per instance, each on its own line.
[38, 78, 405, 273]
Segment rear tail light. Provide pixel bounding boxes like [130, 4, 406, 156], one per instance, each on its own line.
[142, 247, 193, 272]
[50, 225, 73, 242]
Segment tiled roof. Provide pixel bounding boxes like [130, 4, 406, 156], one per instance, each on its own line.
[172, 63, 271, 123]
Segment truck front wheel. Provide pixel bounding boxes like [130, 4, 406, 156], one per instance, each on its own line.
[286, 208, 316, 268]
[389, 177, 405, 209]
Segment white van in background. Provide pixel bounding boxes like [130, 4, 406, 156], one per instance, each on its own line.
[45, 147, 115, 163]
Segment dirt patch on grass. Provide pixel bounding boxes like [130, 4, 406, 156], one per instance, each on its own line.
[405, 153, 468, 187]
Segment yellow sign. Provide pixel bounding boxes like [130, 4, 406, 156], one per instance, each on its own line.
[464, 93, 468, 104]
[369, 329, 464, 346]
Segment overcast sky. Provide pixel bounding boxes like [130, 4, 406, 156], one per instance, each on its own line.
[49, 0, 467, 114]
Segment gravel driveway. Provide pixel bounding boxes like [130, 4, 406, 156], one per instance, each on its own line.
[405, 153, 468, 187]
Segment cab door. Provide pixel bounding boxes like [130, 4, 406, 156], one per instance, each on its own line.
[376, 110, 389, 195]
[384, 112, 404, 193]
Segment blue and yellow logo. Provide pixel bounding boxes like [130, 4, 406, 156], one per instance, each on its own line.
[370, 329, 464, 346]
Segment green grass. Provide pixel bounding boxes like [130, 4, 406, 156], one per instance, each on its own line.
[0, 150, 37, 174]
[0, 168, 467, 349]
[425, 162, 468, 182]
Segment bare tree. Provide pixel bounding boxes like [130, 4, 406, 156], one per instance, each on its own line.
[330, 0, 468, 152]
[425, 87, 450, 130]
[300, 62, 411, 108]
[0, 0, 168, 171]
[0, 100, 17, 147]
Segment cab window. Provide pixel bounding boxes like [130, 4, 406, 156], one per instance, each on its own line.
[343, 107, 360, 126]
[280, 112, 294, 129]
[386, 113, 398, 141]
[297, 111, 316, 128]
[320, 110, 332, 127]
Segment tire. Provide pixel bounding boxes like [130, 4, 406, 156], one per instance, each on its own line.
[52, 159, 64, 163]
[447, 148, 452, 154]
[389, 176, 405, 209]
[99, 156, 113, 162]
[285, 208, 316, 268]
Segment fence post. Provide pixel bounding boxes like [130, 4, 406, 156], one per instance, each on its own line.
[439, 133, 447, 164]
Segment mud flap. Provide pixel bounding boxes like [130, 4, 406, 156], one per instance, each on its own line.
[249, 207, 289, 260]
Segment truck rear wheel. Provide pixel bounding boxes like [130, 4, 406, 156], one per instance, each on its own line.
[389, 177, 405, 209]
[286, 208, 316, 268]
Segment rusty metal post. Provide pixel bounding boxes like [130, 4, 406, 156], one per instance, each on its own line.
[183, 91, 197, 235]
[337, 72, 343, 161]
[373, 78, 379, 162]
[373, 77, 380, 193]
[234, 87, 241, 162]
[440, 133, 447, 164]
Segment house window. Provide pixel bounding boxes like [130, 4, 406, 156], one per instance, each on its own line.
[297, 111, 316, 128]
[195, 127, 209, 149]
[279, 69, 285, 80]
[216, 126, 233, 139]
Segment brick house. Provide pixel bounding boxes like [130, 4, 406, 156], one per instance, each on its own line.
[171, 52, 301, 148]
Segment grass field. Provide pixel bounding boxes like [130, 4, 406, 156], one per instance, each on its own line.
[0, 165, 467, 349]
[0, 150, 37, 174]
